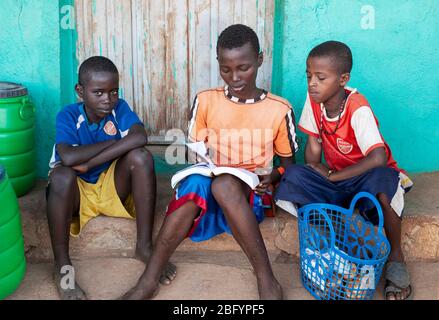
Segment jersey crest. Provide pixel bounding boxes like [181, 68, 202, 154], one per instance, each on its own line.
[104, 120, 117, 136]
[336, 138, 353, 154]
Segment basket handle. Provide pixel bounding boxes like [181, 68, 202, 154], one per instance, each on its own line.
[303, 207, 336, 250]
[349, 192, 384, 228]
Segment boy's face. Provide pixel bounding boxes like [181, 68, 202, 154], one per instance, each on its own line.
[306, 56, 349, 104]
[75, 71, 119, 123]
[217, 42, 263, 99]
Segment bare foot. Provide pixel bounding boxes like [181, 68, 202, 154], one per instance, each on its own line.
[120, 279, 159, 300]
[53, 267, 87, 300]
[135, 247, 177, 285]
[257, 277, 283, 300]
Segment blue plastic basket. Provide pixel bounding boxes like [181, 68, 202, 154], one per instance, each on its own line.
[298, 192, 390, 300]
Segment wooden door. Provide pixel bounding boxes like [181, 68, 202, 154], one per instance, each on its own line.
[74, 0, 275, 136]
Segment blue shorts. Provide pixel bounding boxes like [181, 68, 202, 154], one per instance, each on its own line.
[166, 174, 266, 242]
[275, 165, 411, 225]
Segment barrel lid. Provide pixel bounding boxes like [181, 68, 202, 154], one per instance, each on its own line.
[0, 82, 28, 98]
[0, 165, 5, 182]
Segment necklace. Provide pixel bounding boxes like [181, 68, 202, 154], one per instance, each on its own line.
[317, 96, 347, 144]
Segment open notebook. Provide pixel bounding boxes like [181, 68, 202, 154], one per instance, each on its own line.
[170, 141, 260, 190]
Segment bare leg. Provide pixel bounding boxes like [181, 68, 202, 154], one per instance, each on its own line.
[211, 175, 282, 300]
[378, 193, 411, 300]
[47, 166, 86, 300]
[121, 201, 199, 299]
[114, 147, 176, 284]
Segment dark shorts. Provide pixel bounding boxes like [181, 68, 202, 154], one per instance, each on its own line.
[275, 165, 409, 225]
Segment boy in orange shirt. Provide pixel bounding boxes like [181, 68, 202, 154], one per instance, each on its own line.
[122, 24, 297, 300]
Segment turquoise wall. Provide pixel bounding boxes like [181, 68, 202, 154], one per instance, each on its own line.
[1, 1, 438, 177]
[59, 0, 78, 108]
[0, 0, 77, 179]
[273, 0, 439, 173]
[0, 0, 61, 178]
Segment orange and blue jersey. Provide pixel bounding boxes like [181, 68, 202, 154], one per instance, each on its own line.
[168, 86, 298, 241]
[188, 86, 298, 171]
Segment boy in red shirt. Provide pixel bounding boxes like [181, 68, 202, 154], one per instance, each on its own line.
[276, 41, 413, 300]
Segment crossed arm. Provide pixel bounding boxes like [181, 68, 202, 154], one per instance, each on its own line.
[305, 135, 387, 182]
[57, 124, 148, 173]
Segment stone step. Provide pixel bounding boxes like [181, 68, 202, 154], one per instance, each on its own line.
[7, 253, 439, 300]
[20, 178, 283, 262]
[17, 143, 439, 264]
[20, 171, 439, 263]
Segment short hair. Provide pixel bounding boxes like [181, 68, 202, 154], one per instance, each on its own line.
[78, 56, 118, 86]
[308, 41, 353, 74]
[216, 24, 260, 56]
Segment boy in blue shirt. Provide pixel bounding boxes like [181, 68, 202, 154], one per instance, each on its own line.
[47, 56, 176, 299]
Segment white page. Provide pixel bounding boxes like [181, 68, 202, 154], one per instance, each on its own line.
[186, 141, 215, 168]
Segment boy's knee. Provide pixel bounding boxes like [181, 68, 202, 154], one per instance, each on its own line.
[367, 167, 396, 183]
[211, 175, 242, 202]
[125, 147, 154, 169]
[49, 166, 77, 193]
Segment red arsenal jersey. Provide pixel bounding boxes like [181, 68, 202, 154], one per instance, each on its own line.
[298, 87, 399, 172]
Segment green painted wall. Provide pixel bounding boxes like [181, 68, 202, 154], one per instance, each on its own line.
[0, 0, 61, 178]
[273, 0, 439, 173]
[0, 0, 77, 179]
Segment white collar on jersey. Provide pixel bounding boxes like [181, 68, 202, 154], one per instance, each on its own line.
[224, 85, 267, 104]
[321, 87, 358, 122]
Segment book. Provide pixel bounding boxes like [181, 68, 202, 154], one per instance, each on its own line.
[170, 141, 260, 190]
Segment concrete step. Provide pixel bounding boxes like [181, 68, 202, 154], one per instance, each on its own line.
[20, 171, 439, 263]
[20, 177, 283, 262]
[7, 251, 439, 300]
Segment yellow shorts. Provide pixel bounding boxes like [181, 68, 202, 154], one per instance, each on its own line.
[71, 160, 135, 237]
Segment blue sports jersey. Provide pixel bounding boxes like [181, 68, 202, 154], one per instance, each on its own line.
[49, 99, 143, 183]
